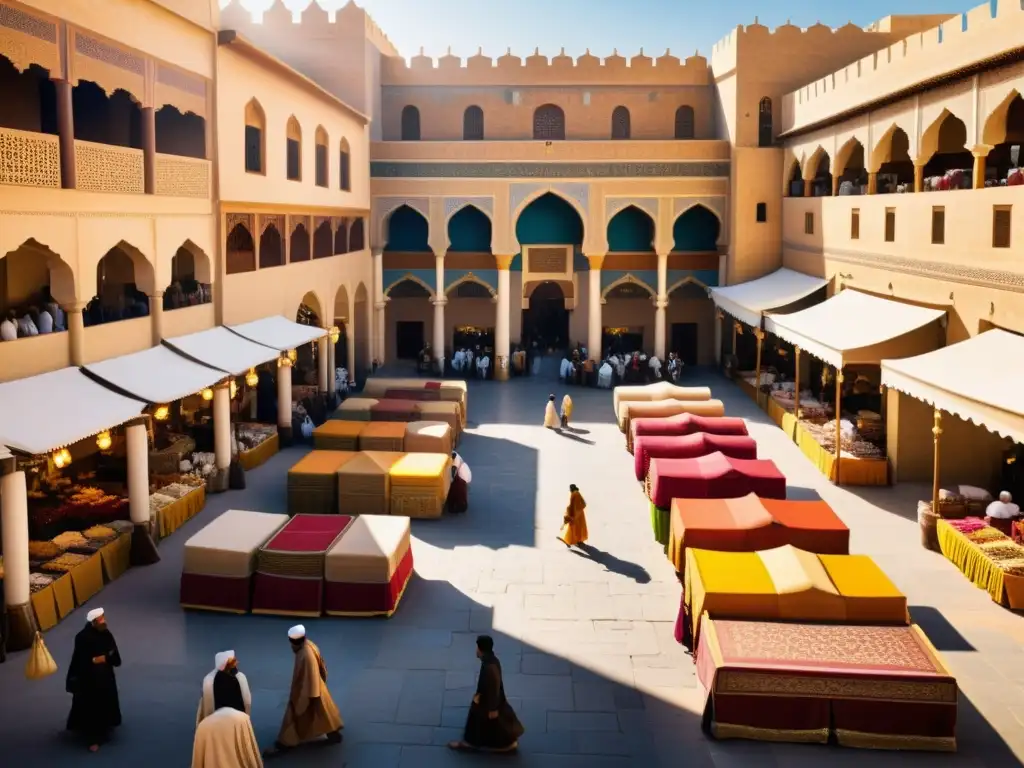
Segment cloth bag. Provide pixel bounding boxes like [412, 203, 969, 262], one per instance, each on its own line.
[300, 414, 315, 439]
[25, 632, 58, 680]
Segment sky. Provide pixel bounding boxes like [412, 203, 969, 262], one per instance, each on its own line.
[229, 0, 971, 59]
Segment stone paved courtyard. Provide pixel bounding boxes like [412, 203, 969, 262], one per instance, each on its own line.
[1, 368, 1024, 767]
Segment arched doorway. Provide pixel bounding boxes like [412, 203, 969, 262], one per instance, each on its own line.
[354, 282, 370, 379]
[667, 281, 714, 366]
[602, 280, 655, 354]
[333, 285, 350, 379]
[386, 278, 433, 360]
[88, 243, 154, 326]
[296, 291, 323, 382]
[523, 281, 569, 353]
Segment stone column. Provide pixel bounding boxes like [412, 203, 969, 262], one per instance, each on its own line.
[654, 251, 668, 360]
[2, 468, 37, 651]
[714, 311, 723, 365]
[494, 255, 512, 381]
[803, 179, 813, 197]
[372, 248, 386, 363]
[433, 254, 446, 371]
[64, 303, 86, 365]
[326, 336, 336, 399]
[914, 164, 925, 193]
[212, 383, 231, 471]
[55, 79, 76, 189]
[141, 106, 157, 195]
[587, 254, 604, 359]
[317, 336, 329, 392]
[126, 421, 159, 564]
[277, 359, 293, 446]
[972, 147, 991, 190]
[148, 292, 164, 346]
[867, 172, 878, 195]
[375, 300, 388, 366]
[346, 323, 356, 386]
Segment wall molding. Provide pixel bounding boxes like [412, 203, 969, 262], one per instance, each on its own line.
[371, 161, 731, 179]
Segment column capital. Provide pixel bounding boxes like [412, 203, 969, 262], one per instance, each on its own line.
[655, 297, 668, 310]
[431, 297, 448, 307]
[375, 299, 389, 310]
[147, 291, 165, 299]
[494, 254, 515, 270]
[655, 247, 671, 260]
[432, 250, 446, 262]
[61, 301, 88, 312]
[971, 144, 993, 158]
[371, 247, 384, 258]
[586, 254, 606, 270]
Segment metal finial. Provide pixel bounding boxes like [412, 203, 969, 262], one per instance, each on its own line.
[477, 46, 483, 55]
[560, 47, 565, 55]
[418, 46, 424, 55]
[534, 47, 540, 55]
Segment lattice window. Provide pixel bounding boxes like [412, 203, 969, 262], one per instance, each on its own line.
[463, 106, 484, 140]
[758, 97, 773, 147]
[401, 106, 420, 140]
[611, 106, 630, 140]
[533, 104, 565, 141]
[674, 105, 695, 140]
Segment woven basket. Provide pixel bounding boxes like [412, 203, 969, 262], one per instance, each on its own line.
[916, 501, 941, 552]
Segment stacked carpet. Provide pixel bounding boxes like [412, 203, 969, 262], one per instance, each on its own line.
[647, 453, 786, 509]
[628, 413, 749, 453]
[358, 422, 407, 452]
[363, 378, 468, 421]
[385, 388, 440, 401]
[389, 452, 452, 519]
[666, 494, 850, 572]
[405, 421, 453, 455]
[371, 398, 418, 422]
[680, 545, 909, 647]
[332, 397, 378, 421]
[324, 515, 414, 617]
[613, 382, 712, 418]
[180, 510, 289, 613]
[698, 618, 957, 750]
[251, 514, 354, 616]
[337, 451, 405, 516]
[313, 420, 367, 451]
[415, 401, 462, 442]
[287, 451, 357, 516]
[634, 433, 758, 481]
[618, 398, 726, 434]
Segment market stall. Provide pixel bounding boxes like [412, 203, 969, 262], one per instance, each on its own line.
[389, 453, 453, 519]
[362, 378, 468, 426]
[0, 367, 146, 650]
[629, 414, 748, 455]
[287, 451, 358, 516]
[634, 433, 758, 482]
[935, 518, 1024, 609]
[337, 451, 404, 516]
[765, 289, 946, 486]
[324, 514, 414, 617]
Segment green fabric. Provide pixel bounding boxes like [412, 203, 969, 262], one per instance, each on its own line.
[649, 502, 670, 548]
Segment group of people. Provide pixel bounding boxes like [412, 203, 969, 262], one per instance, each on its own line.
[543, 393, 574, 429]
[64, 609, 525, 760]
[451, 346, 492, 378]
[1, 302, 65, 341]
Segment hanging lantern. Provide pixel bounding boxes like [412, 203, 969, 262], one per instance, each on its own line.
[328, 325, 341, 343]
[153, 405, 170, 421]
[287, 348, 298, 363]
[53, 447, 72, 469]
[95, 431, 112, 451]
[245, 368, 259, 387]
[229, 380, 238, 399]
[278, 354, 293, 369]
[201, 388, 214, 401]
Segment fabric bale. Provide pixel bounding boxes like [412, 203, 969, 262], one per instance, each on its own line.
[634, 433, 758, 481]
[629, 413, 749, 453]
[385, 388, 440, 401]
[404, 421, 453, 456]
[332, 397, 378, 422]
[180, 510, 290, 613]
[414, 401, 462, 441]
[287, 451, 358, 516]
[618, 399, 726, 434]
[358, 422, 407, 452]
[370, 398, 418, 423]
[313, 420, 367, 451]
[667, 495, 777, 572]
[647, 453, 786, 509]
[337, 451, 405, 516]
[389, 453, 452, 519]
[760, 498, 850, 555]
[818, 554, 909, 624]
[613, 382, 712, 418]
[324, 515, 414, 616]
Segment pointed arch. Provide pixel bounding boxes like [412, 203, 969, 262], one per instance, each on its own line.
[512, 189, 587, 245]
[920, 109, 967, 162]
[533, 104, 565, 140]
[784, 155, 803, 196]
[334, 284, 350, 322]
[298, 290, 324, 326]
[384, 273, 436, 298]
[384, 205, 430, 252]
[170, 239, 213, 285]
[668, 275, 711, 295]
[349, 217, 365, 251]
[226, 221, 255, 274]
[259, 224, 283, 269]
[334, 219, 349, 254]
[290, 222, 311, 263]
[1, 238, 77, 309]
[463, 105, 484, 140]
[401, 105, 420, 140]
[286, 115, 302, 180]
[445, 273, 496, 297]
[835, 137, 865, 178]
[983, 88, 1023, 146]
[606, 205, 655, 252]
[447, 204, 493, 253]
[611, 106, 631, 140]
[315, 125, 329, 187]
[872, 123, 911, 167]
[805, 146, 830, 180]
[672, 205, 721, 252]
[313, 219, 333, 259]
[602, 273, 656, 300]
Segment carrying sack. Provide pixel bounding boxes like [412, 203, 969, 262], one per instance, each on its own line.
[25, 632, 57, 680]
[300, 415, 315, 439]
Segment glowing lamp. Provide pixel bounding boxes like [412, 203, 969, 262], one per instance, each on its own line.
[229, 380, 238, 399]
[245, 368, 259, 388]
[96, 431, 112, 451]
[153, 405, 170, 421]
[287, 348, 298, 363]
[328, 326, 341, 343]
[278, 355, 293, 369]
[201, 388, 214, 401]
[53, 448, 72, 469]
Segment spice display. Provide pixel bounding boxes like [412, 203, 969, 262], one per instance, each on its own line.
[29, 572, 54, 593]
[40, 552, 90, 574]
[83, 525, 117, 540]
[28, 541, 63, 560]
[52, 531, 89, 549]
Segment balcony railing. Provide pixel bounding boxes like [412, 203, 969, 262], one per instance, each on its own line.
[74, 140, 144, 194]
[155, 153, 211, 198]
[0, 128, 61, 189]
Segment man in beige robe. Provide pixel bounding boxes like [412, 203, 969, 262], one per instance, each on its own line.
[191, 707, 263, 768]
[265, 625, 343, 756]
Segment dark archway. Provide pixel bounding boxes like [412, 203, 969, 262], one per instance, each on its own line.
[164, 244, 212, 310]
[674, 105, 695, 140]
[313, 220, 333, 259]
[611, 106, 631, 139]
[522, 281, 569, 352]
[385, 206, 429, 252]
[672, 206, 720, 251]
[334, 220, 349, 254]
[259, 224, 283, 269]
[89, 245, 149, 326]
[290, 223, 311, 263]
[386, 278, 432, 360]
[787, 160, 804, 197]
[533, 104, 565, 140]
[463, 105, 484, 140]
[986, 92, 1023, 181]
[607, 206, 654, 252]
[154, 105, 206, 159]
[758, 97, 773, 147]
[0, 58, 57, 136]
[349, 218, 365, 251]
[876, 127, 914, 193]
[401, 105, 420, 140]
[515, 193, 584, 246]
[72, 81, 142, 149]
[447, 206, 492, 252]
[226, 222, 255, 274]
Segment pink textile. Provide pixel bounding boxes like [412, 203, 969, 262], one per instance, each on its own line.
[632, 414, 748, 445]
[647, 452, 786, 509]
[634, 433, 758, 481]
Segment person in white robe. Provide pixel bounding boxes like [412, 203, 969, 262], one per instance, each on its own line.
[597, 362, 613, 389]
[197, 651, 252, 726]
[986, 491, 1021, 519]
[452, 349, 466, 373]
[477, 354, 490, 379]
[543, 394, 559, 428]
[36, 309, 54, 334]
[18, 313, 38, 337]
[559, 358, 573, 380]
[648, 356, 662, 379]
[0, 314, 16, 341]
[191, 707, 263, 768]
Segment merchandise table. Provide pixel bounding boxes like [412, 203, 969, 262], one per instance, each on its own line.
[936, 518, 1024, 609]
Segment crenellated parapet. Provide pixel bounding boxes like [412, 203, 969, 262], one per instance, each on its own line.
[381, 47, 710, 87]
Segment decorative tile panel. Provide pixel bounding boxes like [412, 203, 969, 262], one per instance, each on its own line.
[606, 197, 658, 221]
[74, 32, 144, 74]
[0, 127, 60, 188]
[258, 213, 283, 236]
[154, 154, 209, 198]
[444, 196, 494, 219]
[372, 196, 429, 243]
[74, 140, 143, 194]
[226, 213, 253, 237]
[372, 161, 730, 179]
[72, 30, 145, 104]
[526, 247, 568, 274]
[0, 3, 56, 41]
[0, 3, 58, 73]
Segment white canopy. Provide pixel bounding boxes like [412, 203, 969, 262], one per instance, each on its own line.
[765, 289, 945, 368]
[85, 345, 227, 404]
[0, 367, 144, 455]
[229, 315, 326, 351]
[165, 327, 279, 375]
[882, 329, 1024, 444]
[710, 268, 828, 328]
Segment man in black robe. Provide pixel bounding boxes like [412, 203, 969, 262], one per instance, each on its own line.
[448, 636, 524, 753]
[66, 607, 122, 752]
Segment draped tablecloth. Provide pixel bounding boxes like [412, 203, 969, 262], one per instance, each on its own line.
[936, 518, 1024, 609]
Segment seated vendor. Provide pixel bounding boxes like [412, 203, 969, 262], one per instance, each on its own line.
[987, 491, 1021, 519]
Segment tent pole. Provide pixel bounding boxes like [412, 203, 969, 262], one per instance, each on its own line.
[793, 346, 801, 423]
[753, 328, 764, 407]
[834, 367, 844, 486]
[931, 409, 943, 515]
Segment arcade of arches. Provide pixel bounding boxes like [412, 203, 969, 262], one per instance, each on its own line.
[379, 194, 722, 374]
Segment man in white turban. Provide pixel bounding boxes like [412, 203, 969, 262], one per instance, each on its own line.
[197, 650, 252, 726]
[66, 608, 121, 752]
[986, 491, 1021, 519]
[264, 626, 343, 756]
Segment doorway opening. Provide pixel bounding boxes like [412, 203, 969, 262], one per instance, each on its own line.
[603, 328, 644, 356]
[522, 281, 569, 352]
[671, 323, 699, 366]
[396, 321, 424, 360]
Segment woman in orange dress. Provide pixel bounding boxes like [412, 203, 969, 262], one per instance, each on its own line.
[558, 484, 589, 549]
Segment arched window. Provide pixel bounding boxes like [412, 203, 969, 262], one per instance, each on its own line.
[463, 105, 484, 140]
[314, 125, 328, 187]
[401, 105, 420, 141]
[286, 116, 302, 180]
[611, 106, 631, 140]
[339, 138, 351, 191]
[758, 97, 773, 147]
[674, 106, 695, 140]
[533, 104, 565, 140]
[244, 99, 265, 174]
